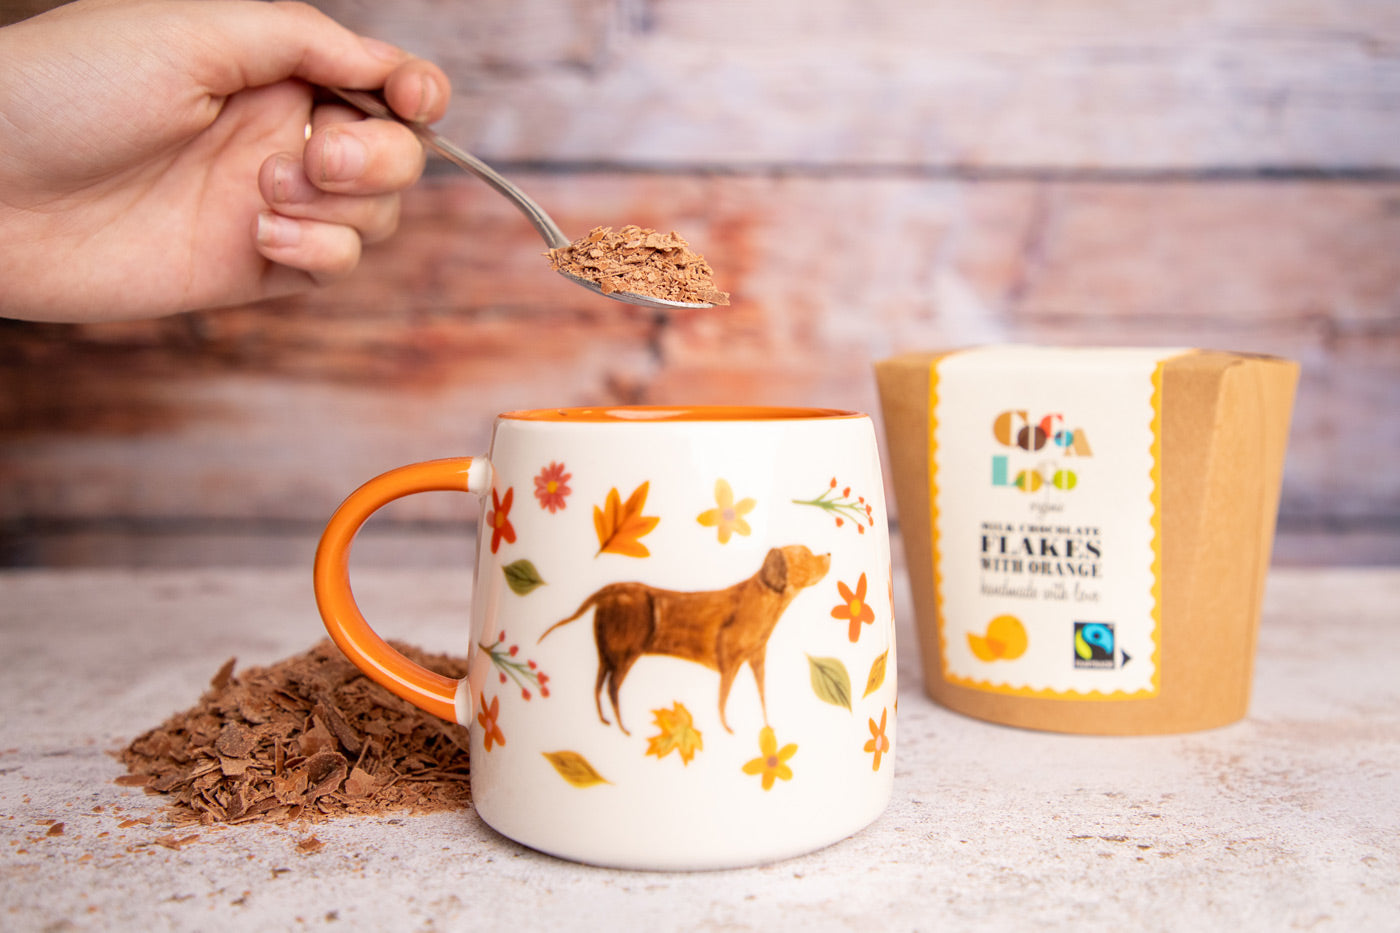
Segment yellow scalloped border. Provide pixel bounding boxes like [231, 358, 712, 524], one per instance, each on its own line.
[929, 359, 948, 682]
[931, 354, 1165, 701]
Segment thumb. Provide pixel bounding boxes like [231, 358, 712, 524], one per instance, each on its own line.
[193, 1, 415, 95]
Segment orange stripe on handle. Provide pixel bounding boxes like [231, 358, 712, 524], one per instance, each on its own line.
[313, 457, 487, 724]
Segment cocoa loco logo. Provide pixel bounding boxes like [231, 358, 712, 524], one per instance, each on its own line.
[990, 410, 1092, 494]
[981, 410, 1103, 584]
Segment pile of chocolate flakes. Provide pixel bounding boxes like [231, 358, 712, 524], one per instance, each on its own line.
[116, 641, 471, 826]
[546, 224, 731, 306]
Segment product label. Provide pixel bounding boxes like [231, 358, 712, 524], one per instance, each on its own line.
[930, 347, 1180, 699]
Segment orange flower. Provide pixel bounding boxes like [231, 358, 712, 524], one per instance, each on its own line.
[488, 487, 516, 554]
[831, 573, 876, 642]
[477, 692, 505, 751]
[741, 726, 797, 791]
[864, 708, 890, 771]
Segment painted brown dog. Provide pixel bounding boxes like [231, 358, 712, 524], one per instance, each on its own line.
[538, 544, 831, 734]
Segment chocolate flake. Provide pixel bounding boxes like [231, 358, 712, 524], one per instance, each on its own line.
[546, 224, 730, 306]
[210, 657, 237, 691]
[116, 641, 472, 827]
[214, 722, 257, 759]
[297, 836, 325, 855]
[153, 834, 200, 850]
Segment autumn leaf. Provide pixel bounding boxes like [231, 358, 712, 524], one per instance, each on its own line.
[863, 650, 888, 698]
[645, 702, 704, 765]
[806, 655, 852, 711]
[594, 482, 660, 558]
[502, 559, 546, 595]
[542, 751, 610, 787]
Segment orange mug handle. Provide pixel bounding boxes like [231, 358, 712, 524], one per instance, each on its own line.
[313, 457, 491, 725]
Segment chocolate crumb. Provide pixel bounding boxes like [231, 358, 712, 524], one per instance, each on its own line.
[546, 225, 730, 306]
[210, 657, 237, 691]
[153, 834, 199, 850]
[116, 641, 471, 826]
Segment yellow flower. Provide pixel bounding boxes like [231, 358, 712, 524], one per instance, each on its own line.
[742, 726, 797, 791]
[696, 479, 756, 544]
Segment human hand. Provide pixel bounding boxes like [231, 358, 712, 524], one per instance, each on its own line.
[0, 0, 451, 322]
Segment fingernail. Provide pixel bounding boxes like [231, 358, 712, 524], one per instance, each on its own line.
[414, 73, 438, 122]
[321, 129, 368, 182]
[257, 212, 300, 248]
[361, 36, 403, 62]
[270, 155, 313, 204]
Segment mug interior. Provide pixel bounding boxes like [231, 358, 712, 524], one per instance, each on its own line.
[499, 405, 863, 422]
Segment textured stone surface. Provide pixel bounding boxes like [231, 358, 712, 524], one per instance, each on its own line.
[1, 566, 1395, 930]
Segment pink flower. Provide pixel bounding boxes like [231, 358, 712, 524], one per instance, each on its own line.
[534, 462, 572, 513]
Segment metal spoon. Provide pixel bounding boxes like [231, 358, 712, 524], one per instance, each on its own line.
[325, 87, 716, 311]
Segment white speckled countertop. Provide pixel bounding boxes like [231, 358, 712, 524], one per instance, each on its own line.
[1, 566, 1396, 932]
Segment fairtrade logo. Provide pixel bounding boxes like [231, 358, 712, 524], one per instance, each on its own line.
[1073, 621, 1127, 669]
[990, 410, 1092, 493]
[968, 614, 1028, 662]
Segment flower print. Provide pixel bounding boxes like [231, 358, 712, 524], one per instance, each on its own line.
[792, 477, 875, 534]
[696, 479, 756, 544]
[533, 462, 572, 513]
[865, 708, 890, 771]
[488, 487, 516, 554]
[477, 692, 505, 751]
[831, 572, 876, 642]
[742, 726, 797, 791]
[479, 634, 551, 700]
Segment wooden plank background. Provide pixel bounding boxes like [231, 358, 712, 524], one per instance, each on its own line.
[2, 0, 1398, 567]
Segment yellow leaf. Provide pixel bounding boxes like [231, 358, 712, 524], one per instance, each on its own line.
[645, 702, 704, 765]
[542, 751, 610, 787]
[594, 482, 660, 558]
[863, 649, 888, 698]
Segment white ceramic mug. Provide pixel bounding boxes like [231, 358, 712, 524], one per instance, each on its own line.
[314, 406, 896, 870]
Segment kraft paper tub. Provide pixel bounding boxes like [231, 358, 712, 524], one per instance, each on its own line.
[875, 347, 1299, 734]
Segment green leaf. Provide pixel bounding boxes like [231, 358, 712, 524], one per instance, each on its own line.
[542, 750, 610, 787]
[863, 649, 888, 698]
[806, 655, 852, 711]
[503, 559, 545, 595]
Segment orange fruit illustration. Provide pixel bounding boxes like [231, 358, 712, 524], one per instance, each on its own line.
[967, 614, 1028, 662]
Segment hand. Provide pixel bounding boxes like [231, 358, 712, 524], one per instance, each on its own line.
[0, 0, 451, 322]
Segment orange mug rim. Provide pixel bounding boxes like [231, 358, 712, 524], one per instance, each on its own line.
[498, 405, 865, 423]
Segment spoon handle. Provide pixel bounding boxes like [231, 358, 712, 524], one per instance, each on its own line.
[325, 87, 571, 250]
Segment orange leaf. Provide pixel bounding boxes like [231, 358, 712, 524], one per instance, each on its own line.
[645, 702, 704, 765]
[594, 482, 660, 558]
